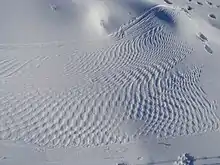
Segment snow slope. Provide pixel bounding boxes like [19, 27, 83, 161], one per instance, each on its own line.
[0, 0, 220, 164]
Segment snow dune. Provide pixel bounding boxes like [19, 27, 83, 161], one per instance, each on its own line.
[0, 0, 220, 164]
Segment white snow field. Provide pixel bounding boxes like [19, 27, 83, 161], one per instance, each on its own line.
[0, 0, 220, 164]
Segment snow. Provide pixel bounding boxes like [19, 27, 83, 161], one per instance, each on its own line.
[173, 153, 194, 165]
[0, 0, 220, 165]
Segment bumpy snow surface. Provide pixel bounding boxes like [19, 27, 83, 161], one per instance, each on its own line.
[174, 153, 194, 165]
[0, 0, 220, 153]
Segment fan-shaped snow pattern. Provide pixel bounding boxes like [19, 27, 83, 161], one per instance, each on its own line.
[0, 5, 219, 148]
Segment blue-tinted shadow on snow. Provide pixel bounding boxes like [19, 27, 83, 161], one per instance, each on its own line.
[154, 9, 176, 27]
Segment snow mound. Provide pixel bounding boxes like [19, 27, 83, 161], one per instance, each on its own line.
[0, 0, 219, 148]
[0, 0, 155, 43]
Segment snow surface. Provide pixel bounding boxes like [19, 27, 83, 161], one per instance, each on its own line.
[0, 0, 220, 164]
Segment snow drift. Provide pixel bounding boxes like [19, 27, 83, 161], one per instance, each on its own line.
[0, 0, 219, 149]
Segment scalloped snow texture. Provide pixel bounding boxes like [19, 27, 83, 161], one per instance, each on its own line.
[0, 5, 219, 148]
